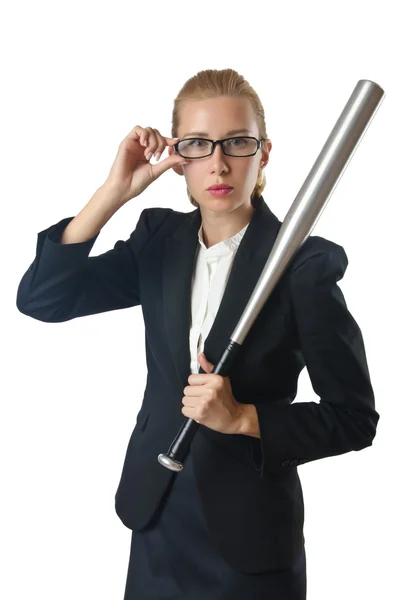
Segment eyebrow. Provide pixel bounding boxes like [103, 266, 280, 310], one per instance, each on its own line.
[181, 128, 252, 138]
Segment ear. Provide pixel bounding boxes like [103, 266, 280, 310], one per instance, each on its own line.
[260, 138, 272, 168]
[168, 145, 185, 176]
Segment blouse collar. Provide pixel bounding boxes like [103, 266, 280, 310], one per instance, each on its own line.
[197, 222, 249, 257]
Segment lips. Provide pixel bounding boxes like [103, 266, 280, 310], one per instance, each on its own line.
[208, 185, 233, 190]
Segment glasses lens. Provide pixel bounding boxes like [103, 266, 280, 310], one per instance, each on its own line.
[177, 137, 258, 158]
[224, 137, 258, 156]
[177, 138, 212, 158]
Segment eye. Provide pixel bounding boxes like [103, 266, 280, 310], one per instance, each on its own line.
[230, 137, 246, 146]
[186, 138, 205, 147]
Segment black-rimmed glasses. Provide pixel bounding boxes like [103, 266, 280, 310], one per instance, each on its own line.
[175, 136, 266, 159]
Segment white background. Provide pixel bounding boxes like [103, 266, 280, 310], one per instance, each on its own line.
[2, 1, 394, 598]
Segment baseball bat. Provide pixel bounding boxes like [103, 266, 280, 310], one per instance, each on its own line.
[158, 79, 385, 472]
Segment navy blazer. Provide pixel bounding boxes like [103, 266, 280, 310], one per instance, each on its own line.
[16, 194, 379, 573]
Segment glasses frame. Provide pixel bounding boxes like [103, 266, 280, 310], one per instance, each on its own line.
[175, 136, 266, 159]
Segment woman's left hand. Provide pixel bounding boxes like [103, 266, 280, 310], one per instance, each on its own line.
[181, 353, 245, 434]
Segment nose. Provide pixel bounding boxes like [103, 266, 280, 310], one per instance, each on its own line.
[212, 141, 226, 158]
[209, 142, 228, 172]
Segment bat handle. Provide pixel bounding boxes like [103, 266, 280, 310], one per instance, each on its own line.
[158, 418, 200, 471]
[158, 340, 241, 471]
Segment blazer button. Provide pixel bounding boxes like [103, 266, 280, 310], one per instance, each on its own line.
[282, 460, 290, 467]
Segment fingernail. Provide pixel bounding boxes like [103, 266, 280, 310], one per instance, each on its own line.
[146, 152, 153, 161]
[155, 152, 161, 161]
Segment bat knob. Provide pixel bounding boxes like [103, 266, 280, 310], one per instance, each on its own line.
[158, 453, 184, 471]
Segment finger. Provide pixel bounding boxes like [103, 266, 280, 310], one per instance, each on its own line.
[151, 130, 169, 162]
[143, 129, 163, 162]
[152, 134, 180, 162]
[150, 155, 189, 179]
[199, 354, 214, 372]
[184, 386, 203, 397]
[144, 129, 177, 162]
[125, 125, 148, 147]
[143, 127, 160, 160]
[200, 354, 213, 366]
[164, 137, 180, 146]
[199, 361, 212, 374]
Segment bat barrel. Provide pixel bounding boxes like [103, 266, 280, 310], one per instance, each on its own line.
[231, 80, 385, 345]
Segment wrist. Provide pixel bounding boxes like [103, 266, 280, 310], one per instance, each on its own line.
[237, 404, 261, 438]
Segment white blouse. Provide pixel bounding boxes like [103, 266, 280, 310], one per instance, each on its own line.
[189, 221, 249, 374]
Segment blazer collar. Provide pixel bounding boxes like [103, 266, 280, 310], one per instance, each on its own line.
[162, 195, 282, 391]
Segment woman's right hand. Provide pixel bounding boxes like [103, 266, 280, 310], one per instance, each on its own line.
[103, 125, 188, 205]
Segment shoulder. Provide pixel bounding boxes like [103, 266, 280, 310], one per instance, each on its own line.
[129, 206, 195, 257]
[137, 205, 193, 233]
[137, 206, 173, 231]
[287, 234, 349, 285]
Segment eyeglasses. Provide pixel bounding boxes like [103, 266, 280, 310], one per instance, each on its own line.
[175, 136, 266, 159]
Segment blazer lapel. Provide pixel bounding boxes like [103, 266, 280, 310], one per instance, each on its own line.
[162, 195, 282, 391]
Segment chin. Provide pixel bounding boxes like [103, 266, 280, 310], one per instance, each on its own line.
[199, 197, 237, 211]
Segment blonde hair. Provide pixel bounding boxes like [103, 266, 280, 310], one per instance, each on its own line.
[171, 68, 269, 208]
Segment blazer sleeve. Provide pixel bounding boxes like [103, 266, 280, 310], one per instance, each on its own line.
[16, 208, 167, 323]
[252, 245, 380, 476]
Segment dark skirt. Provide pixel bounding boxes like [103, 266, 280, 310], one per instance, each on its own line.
[123, 450, 306, 600]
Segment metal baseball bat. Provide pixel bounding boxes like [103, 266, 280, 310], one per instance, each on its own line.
[158, 79, 385, 472]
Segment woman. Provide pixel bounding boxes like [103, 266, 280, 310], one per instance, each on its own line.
[16, 68, 379, 599]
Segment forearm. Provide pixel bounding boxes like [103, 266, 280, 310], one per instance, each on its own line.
[60, 183, 124, 244]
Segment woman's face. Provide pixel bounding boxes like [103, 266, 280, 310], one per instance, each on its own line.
[170, 96, 271, 213]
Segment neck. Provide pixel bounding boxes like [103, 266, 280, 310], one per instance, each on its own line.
[200, 201, 255, 248]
